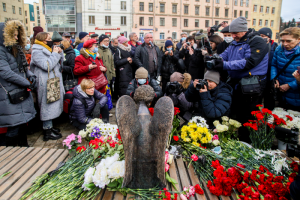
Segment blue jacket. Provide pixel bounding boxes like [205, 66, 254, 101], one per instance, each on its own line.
[77, 43, 84, 51]
[220, 31, 269, 79]
[185, 81, 233, 127]
[270, 44, 300, 107]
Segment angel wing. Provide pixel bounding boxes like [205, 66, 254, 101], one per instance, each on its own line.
[150, 97, 174, 184]
[116, 95, 142, 188]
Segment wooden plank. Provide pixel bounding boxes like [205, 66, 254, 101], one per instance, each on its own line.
[0, 147, 21, 164]
[220, 195, 231, 200]
[126, 194, 135, 200]
[32, 135, 46, 148]
[10, 149, 67, 200]
[1, 149, 57, 200]
[187, 164, 206, 200]
[45, 149, 69, 173]
[201, 180, 219, 200]
[0, 148, 47, 196]
[27, 131, 43, 147]
[114, 192, 125, 200]
[169, 160, 180, 200]
[231, 192, 238, 200]
[0, 146, 6, 153]
[94, 189, 104, 200]
[102, 190, 114, 200]
[0, 147, 27, 170]
[43, 139, 58, 149]
[0, 147, 13, 158]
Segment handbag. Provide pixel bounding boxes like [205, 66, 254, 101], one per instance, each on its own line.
[89, 58, 108, 91]
[46, 62, 61, 104]
[0, 83, 29, 104]
[63, 71, 78, 91]
[240, 75, 261, 95]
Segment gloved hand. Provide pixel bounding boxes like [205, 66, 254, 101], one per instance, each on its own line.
[92, 103, 101, 119]
[28, 76, 37, 90]
[175, 88, 182, 96]
[205, 56, 213, 61]
[214, 59, 224, 70]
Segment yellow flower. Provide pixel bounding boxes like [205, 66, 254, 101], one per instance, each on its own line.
[190, 123, 197, 129]
[181, 131, 187, 139]
[181, 126, 188, 132]
[203, 127, 209, 134]
[197, 127, 204, 133]
[189, 131, 198, 141]
[192, 141, 200, 147]
[183, 137, 191, 142]
[201, 137, 208, 144]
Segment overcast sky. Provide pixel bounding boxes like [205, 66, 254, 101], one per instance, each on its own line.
[25, 0, 300, 22]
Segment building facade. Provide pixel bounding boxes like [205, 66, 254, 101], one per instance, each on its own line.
[132, 0, 252, 43]
[24, 4, 34, 37]
[249, 0, 282, 40]
[81, 0, 132, 38]
[24, 3, 46, 37]
[0, 0, 25, 24]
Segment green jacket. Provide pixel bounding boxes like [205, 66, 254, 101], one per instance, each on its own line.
[98, 46, 116, 82]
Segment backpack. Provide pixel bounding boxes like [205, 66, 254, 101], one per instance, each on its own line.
[63, 88, 91, 114]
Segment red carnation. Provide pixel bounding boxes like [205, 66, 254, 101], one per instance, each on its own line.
[148, 108, 154, 116]
[89, 140, 99, 149]
[237, 163, 245, 169]
[256, 104, 263, 108]
[191, 154, 198, 161]
[273, 176, 284, 183]
[194, 184, 204, 195]
[76, 146, 86, 153]
[264, 194, 272, 200]
[286, 115, 293, 121]
[289, 173, 297, 182]
[173, 136, 179, 141]
[291, 161, 299, 172]
[174, 107, 180, 115]
[207, 180, 213, 188]
[211, 160, 221, 169]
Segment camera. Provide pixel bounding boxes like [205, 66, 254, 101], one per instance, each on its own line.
[206, 54, 223, 70]
[186, 42, 191, 46]
[196, 79, 208, 90]
[55, 44, 64, 49]
[92, 61, 96, 65]
[287, 144, 300, 158]
[166, 81, 182, 95]
[209, 22, 224, 34]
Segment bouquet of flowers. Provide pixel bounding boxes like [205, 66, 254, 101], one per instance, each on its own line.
[270, 107, 300, 131]
[62, 133, 82, 155]
[213, 116, 242, 142]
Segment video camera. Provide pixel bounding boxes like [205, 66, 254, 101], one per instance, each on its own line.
[196, 79, 208, 90]
[209, 22, 225, 35]
[166, 81, 182, 95]
[206, 54, 223, 70]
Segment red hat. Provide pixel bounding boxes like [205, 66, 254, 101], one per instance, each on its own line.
[33, 26, 43, 38]
[83, 39, 98, 48]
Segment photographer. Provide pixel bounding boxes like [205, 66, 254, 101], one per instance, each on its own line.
[165, 72, 193, 121]
[161, 40, 178, 93]
[176, 32, 188, 51]
[52, 31, 63, 46]
[184, 70, 232, 127]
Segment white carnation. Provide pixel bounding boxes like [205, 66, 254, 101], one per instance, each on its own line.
[107, 160, 125, 179]
[216, 124, 228, 132]
[79, 130, 87, 138]
[213, 120, 220, 127]
[102, 153, 120, 169]
[221, 116, 229, 122]
[82, 167, 96, 191]
[92, 167, 110, 189]
[212, 140, 220, 146]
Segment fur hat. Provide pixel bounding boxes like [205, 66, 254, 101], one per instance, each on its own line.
[133, 85, 155, 104]
[3, 20, 26, 47]
[135, 67, 148, 79]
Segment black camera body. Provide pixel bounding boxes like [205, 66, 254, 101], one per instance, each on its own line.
[287, 144, 300, 158]
[186, 42, 191, 46]
[166, 81, 182, 95]
[196, 79, 208, 90]
[206, 54, 223, 70]
[55, 44, 64, 49]
[92, 61, 96, 65]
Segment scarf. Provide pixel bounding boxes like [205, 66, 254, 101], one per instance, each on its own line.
[85, 49, 97, 60]
[118, 43, 132, 52]
[284, 43, 299, 57]
[35, 39, 52, 52]
[15, 45, 29, 73]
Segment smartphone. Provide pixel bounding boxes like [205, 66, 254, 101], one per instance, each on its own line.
[92, 61, 96, 65]
[298, 66, 300, 73]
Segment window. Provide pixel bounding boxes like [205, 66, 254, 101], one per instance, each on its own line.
[2, 3, 6, 12]
[271, 20, 274, 27]
[253, 19, 256, 26]
[172, 18, 177, 27]
[12, 6, 15, 14]
[260, 6, 263, 13]
[121, 16, 126, 25]
[205, 20, 209, 28]
[160, 18, 165, 26]
[172, 4, 177, 13]
[215, 8, 219, 16]
[149, 3, 153, 12]
[149, 17, 153, 26]
[88, 0, 95, 9]
[184, 19, 188, 27]
[225, 8, 229, 17]
[105, 0, 111, 10]
[172, 32, 177, 39]
[195, 6, 199, 15]
[89, 16, 95, 25]
[216, 0, 220, 3]
[266, 7, 269, 13]
[19, 7, 22, 15]
[25, 11, 27, 16]
[160, 33, 165, 40]
[26, 26, 28, 31]
[160, 3, 165, 13]
[105, 16, 111, 25]
[245, 11, 248, 19]
[139, 33, 144, 39]
[25, 18, 28, 24]
[139, 17, 144, 25]
[259, 19, 262, 26]
[205, 7, 210, 16]
[253, 5, 257, 12]
[234, 10, 237, 18]
[184, 5, 188, 14]
[225, 0, 229, 5]
[240, 10, 243, 16]
[121, 1, 126, 10]
[206, 0, 210, 2]
[215, 20, 219, 26]
[272, 7, 275, 14]
[195, 19, 199, 27]
[265, 20, 268, 26]
[246, 0, 249, 7]
[234, 0, 238, 6]
[240, 0, 243, 6]
[139, 2, 144, 11]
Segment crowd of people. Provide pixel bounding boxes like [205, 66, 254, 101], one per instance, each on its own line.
[0, 17, 300, 150]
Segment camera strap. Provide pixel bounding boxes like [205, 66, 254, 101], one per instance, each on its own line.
[273, 54, 300, 80]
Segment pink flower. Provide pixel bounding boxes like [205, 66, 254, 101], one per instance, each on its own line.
[165, 151, 169, 163]
[77, 135, 82, 143]
[67, 145, 72, 149]
[213, 129, 218, 133]
[191, 154, 198, 161]
[165, 163, 170, 172]
[63, 138, 71, 147]
[100, 136, 105, 141]
[213, 135, 219, 140]
[180, 194, 187, 200]
[189, 185, 195, 196]
[67, 133, 76, 141]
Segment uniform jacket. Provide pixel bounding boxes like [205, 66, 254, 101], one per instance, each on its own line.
[98, 46, 116, 83]
[0, 21, 36, 127]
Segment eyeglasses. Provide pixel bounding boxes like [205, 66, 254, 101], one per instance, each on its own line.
[103, 39, 110, 43]
[87, 86, 95, 90]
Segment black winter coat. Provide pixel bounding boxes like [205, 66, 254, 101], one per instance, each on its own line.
[62, 46, 76, 81]
[216, 41, 231, 55]
[161, 49, 178, 79]
[126, 76, 163, 99]
[185, 81, 233, 127]
[114, 47, 133, 96]
[69, 85, 108, 124]
[133, 43, 163, 76]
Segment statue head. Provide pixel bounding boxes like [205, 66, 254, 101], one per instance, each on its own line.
[133, 85, 155, 106]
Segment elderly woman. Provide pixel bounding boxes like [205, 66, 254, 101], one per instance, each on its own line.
[114, 36, 133, 96]
[61, 40, 76, 83]
[271, 27, 300, 111]
[0, 20, 36, 146]
[74, 39, 107, 94]
[69, 79, 108, 130]
[31, 32, 65, 141]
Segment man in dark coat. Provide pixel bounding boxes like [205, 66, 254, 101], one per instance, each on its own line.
[109, 38, 118, 55]
[185, 70, 232, 127]
[133, 33, 163, 80]
[176, 32, 188, 51]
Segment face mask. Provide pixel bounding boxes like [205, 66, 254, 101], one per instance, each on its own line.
[181, 37, 186, 41]
[224, 37, 233, 43]
[92, 47, 98, 53]
[193, 43, 197, 49]
[46, 41, 53, 48]
[138, 79, 147, 85]
[166, 47, 172, 51]
[263, 38, 269, 44]
[25, 44, 31, 50]
[102, 44, 109, 48]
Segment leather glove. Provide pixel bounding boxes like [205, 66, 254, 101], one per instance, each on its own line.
[214, 59, 224, 70]
[205, 56, 213, 61]
[92, 103, 101, 119]
[28, 76, 37, 90]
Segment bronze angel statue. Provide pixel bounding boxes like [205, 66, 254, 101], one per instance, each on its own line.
[116, 85, 174, 189]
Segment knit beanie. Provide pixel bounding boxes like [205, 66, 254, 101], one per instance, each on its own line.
[165, 40, 173, 48]
[52, 31, 62, 42]
[99, 34, 109, 43]
[170, 72, 184, 83]
[33, 26, 43, 38]
[118, 36, 128, 44]
[221, 26, 230, 33]
[135, 67, 148, 79]
[79, 32, 89, 40]
[229, 17, 248, 33]
[204, 70, 220, 84]
[195, 33, 207, 40]
[258, 27, 272, 39]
